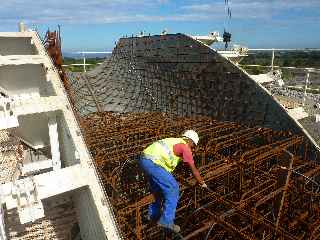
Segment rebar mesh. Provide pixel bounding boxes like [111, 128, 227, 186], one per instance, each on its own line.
[79, 111, 320, 239]
[66, 34, 307, 135]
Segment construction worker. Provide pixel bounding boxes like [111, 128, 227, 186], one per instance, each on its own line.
[139, 130, 207, 233]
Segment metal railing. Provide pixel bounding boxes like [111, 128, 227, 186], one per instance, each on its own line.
[62, 51, 112, 72]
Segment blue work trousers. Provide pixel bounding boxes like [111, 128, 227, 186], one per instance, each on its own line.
[139, 156, 179, 225]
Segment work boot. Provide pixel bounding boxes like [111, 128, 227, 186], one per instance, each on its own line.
[157, 222, 181, 233]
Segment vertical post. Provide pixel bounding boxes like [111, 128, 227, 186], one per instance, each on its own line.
[302, 71, 310, 106]
[48, 115, 61, 170]
[271, 49, 275, 72]
[83, 53, 86, 73]
[0, 200, 7, 240]
[18, 22, 26, 32]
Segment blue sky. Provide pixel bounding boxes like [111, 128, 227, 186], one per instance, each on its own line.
[1, 0, 320, 52]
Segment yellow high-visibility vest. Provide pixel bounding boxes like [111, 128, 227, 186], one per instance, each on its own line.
[143, 138, 187, 172]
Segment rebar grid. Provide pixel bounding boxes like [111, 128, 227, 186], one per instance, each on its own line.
[79, 112, 320, 240]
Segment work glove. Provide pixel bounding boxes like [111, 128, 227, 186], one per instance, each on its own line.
[201, 183, 213, 192]
[201, 183, 208, 189]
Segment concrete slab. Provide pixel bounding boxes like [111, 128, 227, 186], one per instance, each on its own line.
[287, 107, 309, 120]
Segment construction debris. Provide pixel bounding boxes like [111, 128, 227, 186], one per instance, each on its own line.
[5, 197, 78, 240]
[0, 131, 23, 184]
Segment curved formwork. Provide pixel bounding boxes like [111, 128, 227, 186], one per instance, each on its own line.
[68, 33, 312, 135]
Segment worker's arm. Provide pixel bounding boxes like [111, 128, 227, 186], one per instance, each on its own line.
[187, 162, 205, 186]
[173, 143, 207, 187]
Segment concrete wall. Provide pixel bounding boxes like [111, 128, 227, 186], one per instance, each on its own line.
[13, 111, 80, 168]
[57, 112, 79, 167]
[15, 113, 50, 149]
[73, 187, 107, 240]
[0, 64, 55, 97]
[0, 37, 37, 55]
[0, 31, 122, 240]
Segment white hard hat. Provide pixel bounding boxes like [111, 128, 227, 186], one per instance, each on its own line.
[182, 130, 199, 145]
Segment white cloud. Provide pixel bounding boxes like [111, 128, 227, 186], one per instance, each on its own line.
[0, 0, 319, 26]
[182, 4, 216, 11]
[182, 0, 320, 19]
[0, 0, 218, 25]
[0, 0, 151, 24]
